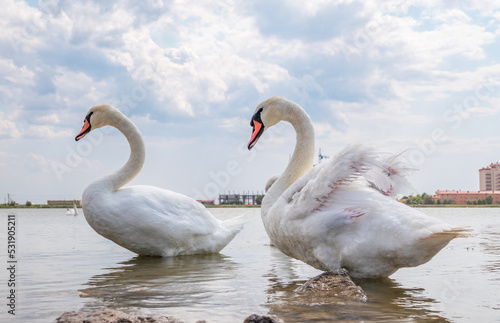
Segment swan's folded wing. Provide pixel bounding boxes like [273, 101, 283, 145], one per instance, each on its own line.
[282, 143, 379, 219]
[116, 186, 221, 236]
[155, 190, 222, 236]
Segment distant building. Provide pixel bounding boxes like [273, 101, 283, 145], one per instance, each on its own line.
[429, 162, 500, 205]
[47, 200, 82, 206]
[479, 163, 500, 191]
[434, 190, 500, 205]
[219, 193, 262, 205]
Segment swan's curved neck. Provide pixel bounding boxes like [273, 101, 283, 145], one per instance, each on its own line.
[96, 112, 145, 192]
[263, 102, 315, 213]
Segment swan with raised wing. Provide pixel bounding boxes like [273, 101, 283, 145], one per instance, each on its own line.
[75, 104, 244, 256]
[248, 96, 470, 278]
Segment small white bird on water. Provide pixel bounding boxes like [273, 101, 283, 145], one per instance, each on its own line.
[66, 199, 78, 216]
[247, 96, 470, 278]
[75, 104, 245, 257]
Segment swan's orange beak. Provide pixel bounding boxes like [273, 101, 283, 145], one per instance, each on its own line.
[248, 120, 263, 150]
[248, 107, 265, 150]
[75, 115, 92, 141]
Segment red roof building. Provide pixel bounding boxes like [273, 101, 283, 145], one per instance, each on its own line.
[434, 190, 500, 205]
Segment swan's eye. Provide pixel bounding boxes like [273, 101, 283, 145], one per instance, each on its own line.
[250, 107, 264, 127]
[86, 111, 94, 122]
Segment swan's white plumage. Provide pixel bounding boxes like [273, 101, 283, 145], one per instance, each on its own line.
[249, 97, 470, 278]
[76, 104, 244, 257]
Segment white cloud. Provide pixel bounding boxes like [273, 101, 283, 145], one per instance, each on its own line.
[377, 11, 494, 67]
[0, 57, 35, 86]
[218, 117, 247, 132]
[25, 152, 53, 173]
[25, 125, 73, 139]
[431, 8, 472, 24]
[0, 112, 22, 140]
[313, 121, 344, 139]
[52, 67, 114, 107]
[463, 106, 499, 118]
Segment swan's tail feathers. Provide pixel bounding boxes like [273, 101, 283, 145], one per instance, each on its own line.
[420, 227, 474, 248]
[410, 227, 473, 265]
[441, 227, 475, 238]
[364, 151, 417, 197]
[222, 211, 248, 233]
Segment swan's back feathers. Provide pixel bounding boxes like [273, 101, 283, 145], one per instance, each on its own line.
[118, 186, 220, 234]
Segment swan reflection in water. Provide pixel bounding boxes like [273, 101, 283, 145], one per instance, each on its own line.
[263, 246, 450, 322]
[79, 254, 238, 310]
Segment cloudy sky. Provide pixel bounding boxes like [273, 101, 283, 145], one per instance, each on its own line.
[0, 0, 499, 204]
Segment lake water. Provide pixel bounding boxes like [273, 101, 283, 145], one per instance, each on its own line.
[0, 207, 499, 322]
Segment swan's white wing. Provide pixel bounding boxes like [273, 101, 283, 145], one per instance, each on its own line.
[363, 152, 417, 197]
[112, 185, 221, 236]
[282, 143, 416, 216]
[280, 143, 377, 220]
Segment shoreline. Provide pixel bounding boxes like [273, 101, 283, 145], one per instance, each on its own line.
[409, 204, 500, 208]
[0, 204, 262, 209]
[1, 204, 500, 209]
[0, 205, 82, 209]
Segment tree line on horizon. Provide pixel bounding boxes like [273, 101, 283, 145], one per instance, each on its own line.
[403, 193, 494, 205]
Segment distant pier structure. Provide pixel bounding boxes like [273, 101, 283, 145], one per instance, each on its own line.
[218, 192, 263, 205]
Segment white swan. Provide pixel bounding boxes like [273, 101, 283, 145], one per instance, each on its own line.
[75, 104, 244, 256]
[247, 96, 470, 278]
[66, 200, 78, 215]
